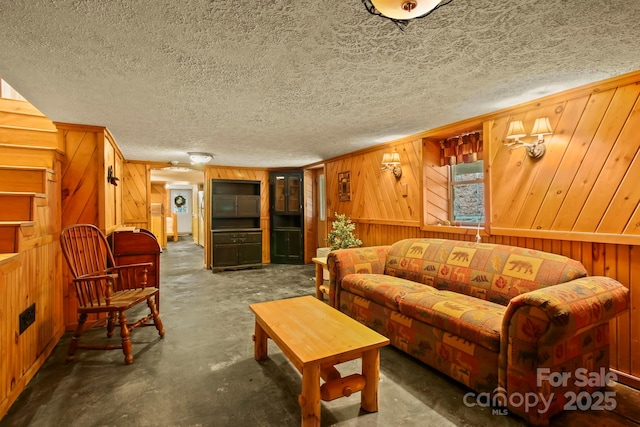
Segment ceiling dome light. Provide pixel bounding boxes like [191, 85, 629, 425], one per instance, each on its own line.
[362, 0, 452, 30]
[188, 152, 213, 164]
[370, 0, 442, 20]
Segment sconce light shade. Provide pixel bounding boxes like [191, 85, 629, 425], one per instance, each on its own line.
[503, 117, 553, 160]
[370, 0, 442, 20]
[188, 152, 213, 164]
[505, 120, 526, 142]
[531, 117, 553, 138]
[389, 151, 401, 165]
[381, 150, 402, 179]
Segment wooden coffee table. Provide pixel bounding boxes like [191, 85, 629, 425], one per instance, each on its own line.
[250, 295, 390, 427]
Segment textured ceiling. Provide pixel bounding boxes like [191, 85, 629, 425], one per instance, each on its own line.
[1, 0, 639, 168]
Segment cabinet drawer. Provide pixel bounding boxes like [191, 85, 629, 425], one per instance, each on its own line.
[242, 232, 262, 243]
[213, 231, 262, 244]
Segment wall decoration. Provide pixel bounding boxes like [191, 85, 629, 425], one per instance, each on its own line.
[173, 194, 188, 213]
[338, 171, 351, 202]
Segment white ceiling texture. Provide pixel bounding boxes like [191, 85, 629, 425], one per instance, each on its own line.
[1, 0, 639, 170]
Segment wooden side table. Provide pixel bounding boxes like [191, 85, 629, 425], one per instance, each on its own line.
[311, 257, 328, 300]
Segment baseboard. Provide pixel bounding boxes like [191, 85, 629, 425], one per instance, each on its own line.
[611, 368, 640, 390]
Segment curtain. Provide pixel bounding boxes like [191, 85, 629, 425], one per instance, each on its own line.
[439, 131, 483, 166]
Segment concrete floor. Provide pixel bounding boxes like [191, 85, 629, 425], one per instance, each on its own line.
[2, 238, 639, 427]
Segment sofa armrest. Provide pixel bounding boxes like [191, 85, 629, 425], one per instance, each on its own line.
[499, 276, 629, 424]
[326, 246, 390, 308]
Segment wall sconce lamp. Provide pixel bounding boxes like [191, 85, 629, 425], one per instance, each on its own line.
[381, 150, 402, 179]
[504, 117, 553, 159]
[188, 152, 213, 164]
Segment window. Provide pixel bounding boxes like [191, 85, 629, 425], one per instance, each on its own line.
[450, 160, 484, 225]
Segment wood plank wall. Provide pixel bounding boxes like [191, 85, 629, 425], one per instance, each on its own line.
[122, 161, 149, 229]
[0, 99, 64, 419]
[303, 169, 316, 262]
[204, 166, 271, 266]
[150, 183, 167, 247]
[326, 138, 423, 226]
[488, 82, 640, 241]
[56, 123, 124, 328]
[323, 71, 640, 381]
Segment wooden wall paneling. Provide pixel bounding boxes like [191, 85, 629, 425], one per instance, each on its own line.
[312, 167, 327, 249]
[57, 123, 124, 235]
[615, 244, 631, 372]
[60, 129, 100, 228]
[102, 132, 124, 234]
[603, 243, 620, 370]
[114, 150, 124, 229]
[423, 141, 448, 226]
[122, 162, 149, 227]
[535, 88, 616, 230]
[303, 169, 315, 263]
[57, 123, 125, 328]
[0, 241, 64, 420]
[361, 152, 386, 219]
[369, 153, 395, 220]
[553, 83, 640, 231]
[396, 139, 422, 222]
[488, 116, 530, 227]
[574, 95, 640, 233]
[0, 260, 21, 416]
[326, 139, 422, 225]
[630, 245, 640, 376]
[482, 120, 495, 235]
[150, 183, 167, 248]
[493, 103, 566, 227]
[600, 148, 640, 234]
[514, 98, 587, 229]
[102, 133, 113, 231]
[0, 100, 64, 419]
[260, 217, 270, 263]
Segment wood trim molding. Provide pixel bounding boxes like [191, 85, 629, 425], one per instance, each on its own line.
[489, 227, 640, 246]
[610, 369, 640, 391]
[353, 218, 421, 227]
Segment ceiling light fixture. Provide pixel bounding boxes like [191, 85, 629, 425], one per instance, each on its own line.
[188, 152, 213, 164]
[362, 0, 453, 31]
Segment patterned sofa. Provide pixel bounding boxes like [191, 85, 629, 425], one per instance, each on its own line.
[327, 238, 629, 425]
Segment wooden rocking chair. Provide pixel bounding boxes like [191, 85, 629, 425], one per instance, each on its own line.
[60, 224, 165, 364]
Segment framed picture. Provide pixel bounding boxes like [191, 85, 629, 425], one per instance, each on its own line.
[338, 171, 351, 202]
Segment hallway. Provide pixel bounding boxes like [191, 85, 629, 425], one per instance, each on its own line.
[1, 238, 639, 426]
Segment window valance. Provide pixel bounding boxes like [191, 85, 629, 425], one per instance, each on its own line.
[439, 131, 483, 166]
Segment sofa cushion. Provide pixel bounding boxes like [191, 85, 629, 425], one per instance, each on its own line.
[340, 274, 435, 310]
[385, 239, 588, 306]
[399, 290, 505, 352]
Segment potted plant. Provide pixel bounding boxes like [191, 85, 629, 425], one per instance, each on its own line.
[327, 213, 363, 250]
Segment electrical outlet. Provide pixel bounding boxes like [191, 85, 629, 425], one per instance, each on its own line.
[19, 303, 36, 335]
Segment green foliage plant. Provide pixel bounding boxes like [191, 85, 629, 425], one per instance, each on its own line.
[327, 213, 363, 250]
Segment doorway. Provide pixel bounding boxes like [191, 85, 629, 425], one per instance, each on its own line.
[150, 166, 205, 248]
